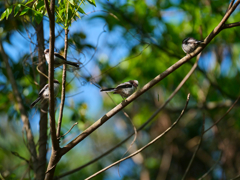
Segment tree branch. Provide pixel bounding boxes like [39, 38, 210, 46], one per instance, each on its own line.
[62, 9, 240, 154]
[181, 115, 205, 180]
[44, 0, 59, 179]
[198, 151, 222, 180]
[57, 29, 68, 138]
[54, 54, 200, 179]
[222, 22, 240, 29]
[35, 20, 48, 180]
[0, 41, 38, 177]
[85, 94, 190, 180]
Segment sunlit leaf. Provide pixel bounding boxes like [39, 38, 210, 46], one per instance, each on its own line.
[87, 0, 96, 7]
[6, 6, 13, 20]
[0, 10, 6, 21]
[20, 7, 30, 16]
[14, 4, 21, 17]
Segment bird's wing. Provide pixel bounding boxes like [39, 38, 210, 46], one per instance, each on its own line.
[116, 82, 132, 89]
[39, 84, 49, 96]
[54, 52, 66, 60]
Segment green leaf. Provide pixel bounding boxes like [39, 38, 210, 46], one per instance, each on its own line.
[34, 12, 43, 24]
[20, 7, 29, 16]
[14, 4, 21, 17]
[69, 0, 74, 5]
[0, 10, 7, 21]
[35, 0, 44, 10]
[6, 6, 13, 20]
[25, 0, 35, 5]
[77, 7, 85, 14]
[87, 0, 96, 7]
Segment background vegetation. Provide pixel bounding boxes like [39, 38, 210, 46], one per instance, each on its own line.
[0, 0, 240, 179]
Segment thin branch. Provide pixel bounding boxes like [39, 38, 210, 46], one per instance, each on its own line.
[229, 174, 240, 180]
[85, 94, 191, 180]
[204, 96, 240, 133]
[222, 22, 240, 29]
[37, 61, 48, 79]
[11, 151, 30, 165]
[59, 1, 240, 155]
[57, 122, 78, 140]
[0, 40, 38, 176]
[227, 0, 235, 11]
[198, 151, 222, 180]
[57, 29, 69, 138]
[181, 115, 205, 180]
[55, 55, 200, 179]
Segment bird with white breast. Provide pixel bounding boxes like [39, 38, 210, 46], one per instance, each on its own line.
[44, 49, 81, 68]
[30, 79, 60, 108]
[100, 80, 138, 99]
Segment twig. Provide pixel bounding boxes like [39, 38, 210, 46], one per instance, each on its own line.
[85, 94, 191, 180]
[222, 22, 240, 29]
[227, 0, 235, 11]
[181, 115, 205, 180]
[104, 93, 138, 176]
[229, 174, 240, 180]
[37, 61, 48, 79]
[57, 29, 69, 138]
[198, 151, 222, 180]
[204, 96, 240, 133]
[55, 55, 199, 179]
[57, 122, 78, 140]
[11, 151, 30, 165]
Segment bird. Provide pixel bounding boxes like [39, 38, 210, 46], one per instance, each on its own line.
[100, 80, 139, 99]
[44, 49, 80, 68]
[182, 37, 204, 54]
[30, 79, 60, 108]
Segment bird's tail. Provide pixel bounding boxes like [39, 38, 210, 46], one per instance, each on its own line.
[100, 88, 115, 92]
[65, 61, 81, 68]
[30, 97, 42, 108]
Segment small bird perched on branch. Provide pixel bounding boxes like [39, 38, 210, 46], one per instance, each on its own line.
[30, 79, 60, 108]
[44, 49, 81, 68]
[100, 80, 139, 99]
[182, 37, 204, 54]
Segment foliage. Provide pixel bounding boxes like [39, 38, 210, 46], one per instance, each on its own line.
[1, 0, 240, 180]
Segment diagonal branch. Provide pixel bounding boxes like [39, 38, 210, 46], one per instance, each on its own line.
[54, 53, 200, 179]
[181, 115, 205, 180]
[60, 2, 240, 154]
[85, 94, 191, 180]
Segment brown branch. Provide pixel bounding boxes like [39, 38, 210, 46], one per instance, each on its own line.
[181, 115, 205, 180]
[198, 151, 222, 180]
[37, 61, 48, 79]
[203, 96, 240, 133]
[57, 122, 78, 140]
[44, 0, 59, 179]
[222, 22, 240, 29]
[85, 94, 190, 180]
[54, 55, 200, 179]
[57, 29, 68, 138]
[59, 0, 240, 154]
[227, 0, 235, 11]
[229, 174, 240, 180]
[0, 40, 38, 177]
[35, 20, 49, 180]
